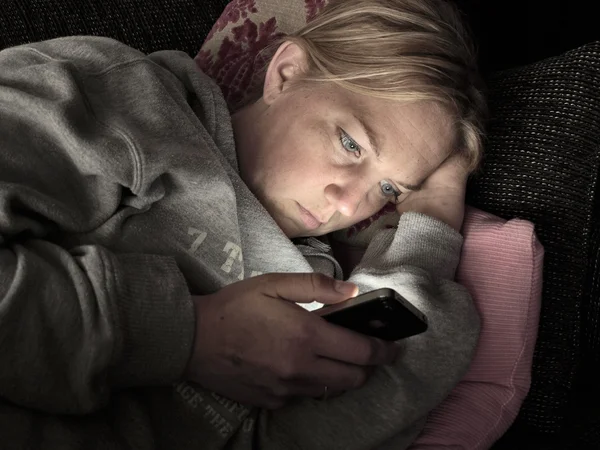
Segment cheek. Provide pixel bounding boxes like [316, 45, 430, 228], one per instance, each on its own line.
[272, 128, 332, 181]
[343, 192, 389, 227]
[359, 198, 388, 222]
[257, 137, 316, 197]
[257, 116, 300, 174]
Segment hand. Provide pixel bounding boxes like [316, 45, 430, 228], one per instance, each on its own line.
[396, 153, 469, 232]
[185, 273, 399, 409]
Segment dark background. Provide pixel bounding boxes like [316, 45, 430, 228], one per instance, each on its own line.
[455, 0, 599, 73]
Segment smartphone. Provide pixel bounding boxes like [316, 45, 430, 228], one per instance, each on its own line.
[315, 288, 428, 341]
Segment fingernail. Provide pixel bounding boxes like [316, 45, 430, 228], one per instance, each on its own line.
[334, 280, 357, 296]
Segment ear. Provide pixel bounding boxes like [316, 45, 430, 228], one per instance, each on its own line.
[262, 41, 308, 106]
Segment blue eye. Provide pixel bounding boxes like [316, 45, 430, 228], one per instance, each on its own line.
[380, 181, 400, 201]
[340, 130, 361, 156]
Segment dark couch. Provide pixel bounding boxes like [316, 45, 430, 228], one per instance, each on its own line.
[1, 0, 599, 448]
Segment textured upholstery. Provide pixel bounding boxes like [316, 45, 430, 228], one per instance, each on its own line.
[0, 0, 229, 57]
[470, 42, 600, 449]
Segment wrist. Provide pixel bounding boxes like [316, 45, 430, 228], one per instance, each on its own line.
[184, 295, 204, 380]
[400, 206, 464, 232]
[111, 254, 195, 386]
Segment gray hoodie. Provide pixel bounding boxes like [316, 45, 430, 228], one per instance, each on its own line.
[0, 36, 479, 450]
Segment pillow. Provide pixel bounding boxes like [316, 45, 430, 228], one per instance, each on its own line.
[197, 0, 311, 111]
[196, 2, 544, 448]
[411, 206, 543, 449]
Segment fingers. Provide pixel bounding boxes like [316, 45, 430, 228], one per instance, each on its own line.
[262, 358, 373, 407]
[261, 384, 346, 409]
[258, 272, 358, 305]
[265, 381, 338, 404]
[286, 382, 346, 401]
[288, 356, 371, 392]
[251, 273, 397, 367]
[312, 320, 400, 366]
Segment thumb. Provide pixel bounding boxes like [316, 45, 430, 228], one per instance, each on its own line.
[259, 273, 357, 305]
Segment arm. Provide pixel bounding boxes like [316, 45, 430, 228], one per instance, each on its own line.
[0, 37, 195, 414]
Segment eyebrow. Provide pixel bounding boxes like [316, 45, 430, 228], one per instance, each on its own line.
[354, 114, 424, 192]
[354, 114, 382, 159]
[397, 179, 424, 192]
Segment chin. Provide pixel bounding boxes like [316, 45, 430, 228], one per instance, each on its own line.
[275, 218, 302, 239]
[283, 225, 324, 239]
[298, 227, 333, 238]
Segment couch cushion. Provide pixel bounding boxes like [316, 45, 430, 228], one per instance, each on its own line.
[0, 0, 229, 56]
[471, 42, 600, 448]
[412, 207, 543, 449]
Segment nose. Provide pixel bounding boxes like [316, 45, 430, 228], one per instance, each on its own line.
[324, 181, 366, 218]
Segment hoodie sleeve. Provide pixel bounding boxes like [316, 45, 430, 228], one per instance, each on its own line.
[0, 37, 195, 414]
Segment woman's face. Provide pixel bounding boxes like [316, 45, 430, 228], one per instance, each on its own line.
[232, 43, 455, 239]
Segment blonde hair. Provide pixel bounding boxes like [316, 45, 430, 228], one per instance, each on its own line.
[283, 0, 486, 172]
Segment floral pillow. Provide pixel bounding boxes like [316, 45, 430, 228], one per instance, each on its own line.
[196, 1, 543, 448]
[196, 0, 318, 111]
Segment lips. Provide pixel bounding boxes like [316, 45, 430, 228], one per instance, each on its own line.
[298, 203, 322, 230]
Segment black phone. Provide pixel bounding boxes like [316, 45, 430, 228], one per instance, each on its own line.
[315, 288, 428, 341]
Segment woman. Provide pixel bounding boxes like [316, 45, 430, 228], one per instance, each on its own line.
[0, 0, 485, 448]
